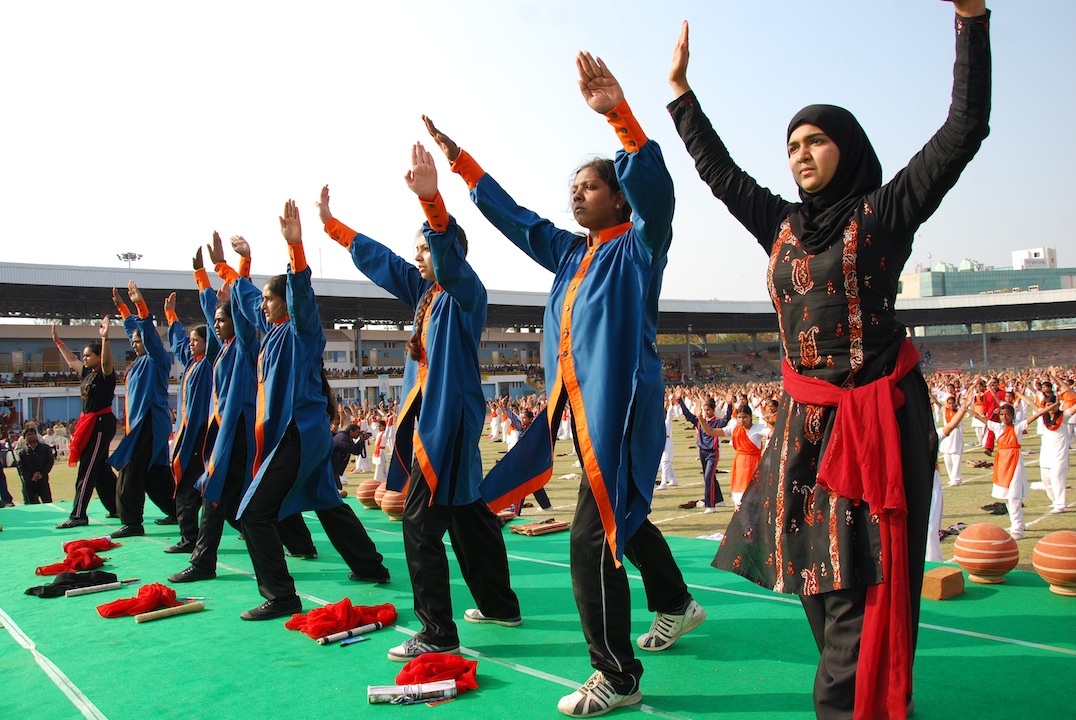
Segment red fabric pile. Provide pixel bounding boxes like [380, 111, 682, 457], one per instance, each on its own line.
[61, 537, 121, 553]
[97, 583, 183, 618]
[35, 547, 107, 576]
[284, 599, 397, 639]
[396, 653, 478, 694]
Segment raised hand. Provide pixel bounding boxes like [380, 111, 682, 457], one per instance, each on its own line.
[164, 292, 177, 315]
[279, 199, 302, 245]
[317, 185, 333, 225]
[50, 325, 60, 345]
[422, 116, 460, 162]
[230, 235, 250, 259]
[576, 51, 624, 115]
[193, 246, 204, 271]
[127, 280, 143, 305]
[669, 20, 692, 98]
[215, 284, 229, 305]
[98, 316, 111, 339]
[207, 232, 226, 265]
[111, 287, 126, 308]
[404, 142, 438, 199]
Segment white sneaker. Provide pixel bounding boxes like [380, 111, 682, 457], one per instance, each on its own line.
[1050, 508, 1065, 514]
[636, 598, 706, 651]
[655, 482, 668, 490]
[557, 671, 641, 718]
[464, 608, 522, 626]
[703, 507, 717, 514]
[1009, 531, 1025, 541]
[948, 481, 963, 487]
[695, 500, 705, 508]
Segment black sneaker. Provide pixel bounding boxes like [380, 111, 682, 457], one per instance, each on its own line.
[164, 541, 196, 554]
[110, 525, 145, 538]
[168, 566, 216, 583]
[56, 518, 89, 529]
[154, 516, 179, 525]
[285, 548, 318, 560]
[240, 597, 302, 621]
[349, 570, 390, 584]
[387, 636, 459, 662]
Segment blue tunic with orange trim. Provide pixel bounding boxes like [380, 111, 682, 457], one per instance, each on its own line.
[167, 312, 219, 482]
[232, 263, 341, 519]
[108, 314, 173, 471]
[196, 283, 259, 503]
[464, 134, 674, 560]
[325, 216, 486, 506]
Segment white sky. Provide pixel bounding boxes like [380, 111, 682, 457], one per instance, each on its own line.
[3, 1, 1069, 302]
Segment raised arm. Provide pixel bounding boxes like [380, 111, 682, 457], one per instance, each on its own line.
[52, 325, 83, 373]
[666, 21, 790, 248]
[129, 281, 169, 368]
[98, 316, 113, 376]
[279, 199, 322, 342]
[871, 1, 991, 241]
[405, 142, 485, 312]
[319, 184, 427, 309]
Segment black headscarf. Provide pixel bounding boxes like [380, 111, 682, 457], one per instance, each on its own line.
[787, 104, 882, 254]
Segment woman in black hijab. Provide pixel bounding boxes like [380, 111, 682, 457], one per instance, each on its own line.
[666, 3, 990, 718]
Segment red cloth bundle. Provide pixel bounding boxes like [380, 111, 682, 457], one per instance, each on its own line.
[96, 583, 182, 618]
[36, 547, 106, 576]
[396, 653, 478, 694]
[61, 537, 121, 553]
[284, 599, 397, 639]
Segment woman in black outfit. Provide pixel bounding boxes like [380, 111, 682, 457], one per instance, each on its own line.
[666, 3, 990, 718]
[54, 316, 119, 528]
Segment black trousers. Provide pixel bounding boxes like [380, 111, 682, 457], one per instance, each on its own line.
[571, 470, 692, 695]
[699, 448, 725, 505]
[799, 370, 935, 719]
[21, 475, 53, 503]
[190, 419, 314, 571]
[403, 453, 520, 646]
[241, 423, 384, 602]
[116, 426, 177, 527]
[173, 426, 207, 544]
[70, 414, 118, 519]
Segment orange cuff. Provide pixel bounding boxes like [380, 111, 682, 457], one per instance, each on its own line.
[288, 242, 307, 273]
[324, 218, 356, 251]
[238, 256, 251, 279]
[165, 309, 180, 325]
[419, 192, 449, 233]
[193, 268, 211, 292]
[114, 303, 132, 320]
[450, 149, 486, 190]
[606, 100, 647, 153]
[214, 261, 240, 284]
[135, 300, 149, 319]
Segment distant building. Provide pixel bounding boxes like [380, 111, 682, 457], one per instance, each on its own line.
[898, 247, 1076, 298]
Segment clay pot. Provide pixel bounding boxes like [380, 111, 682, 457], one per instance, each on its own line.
[953, 523, 1020, 584]
[381, 490, 406, 521]
[356, 477, 381, 510]
[373, 481, 387, 508]
[1032, 530, 1076, 596]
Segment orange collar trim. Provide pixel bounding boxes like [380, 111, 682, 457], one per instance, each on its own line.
[273, 315, 290, 326]
[588, 221, 633, 249]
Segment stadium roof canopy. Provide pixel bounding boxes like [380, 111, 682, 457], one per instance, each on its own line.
[1, 262, 1074, 335]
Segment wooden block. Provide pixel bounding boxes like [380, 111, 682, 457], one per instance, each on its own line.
[922, 565, 965, 600]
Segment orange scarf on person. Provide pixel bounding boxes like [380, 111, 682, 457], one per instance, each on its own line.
[992, 425, 1019, 489]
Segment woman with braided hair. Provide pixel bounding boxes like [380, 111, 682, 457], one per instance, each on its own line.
[320, 142, 519, 662]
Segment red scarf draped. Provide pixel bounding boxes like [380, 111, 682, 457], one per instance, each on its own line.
[782, 338, 920, 720]
[68, 406, 114, 467]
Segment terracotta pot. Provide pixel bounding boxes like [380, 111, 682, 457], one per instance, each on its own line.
[373, 481, 387, 508]
[356, 477, 381, 510]
[381, 490, 406, 521]
[1032, 530, 1076, 596]
[952, 522, 1019, 584]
